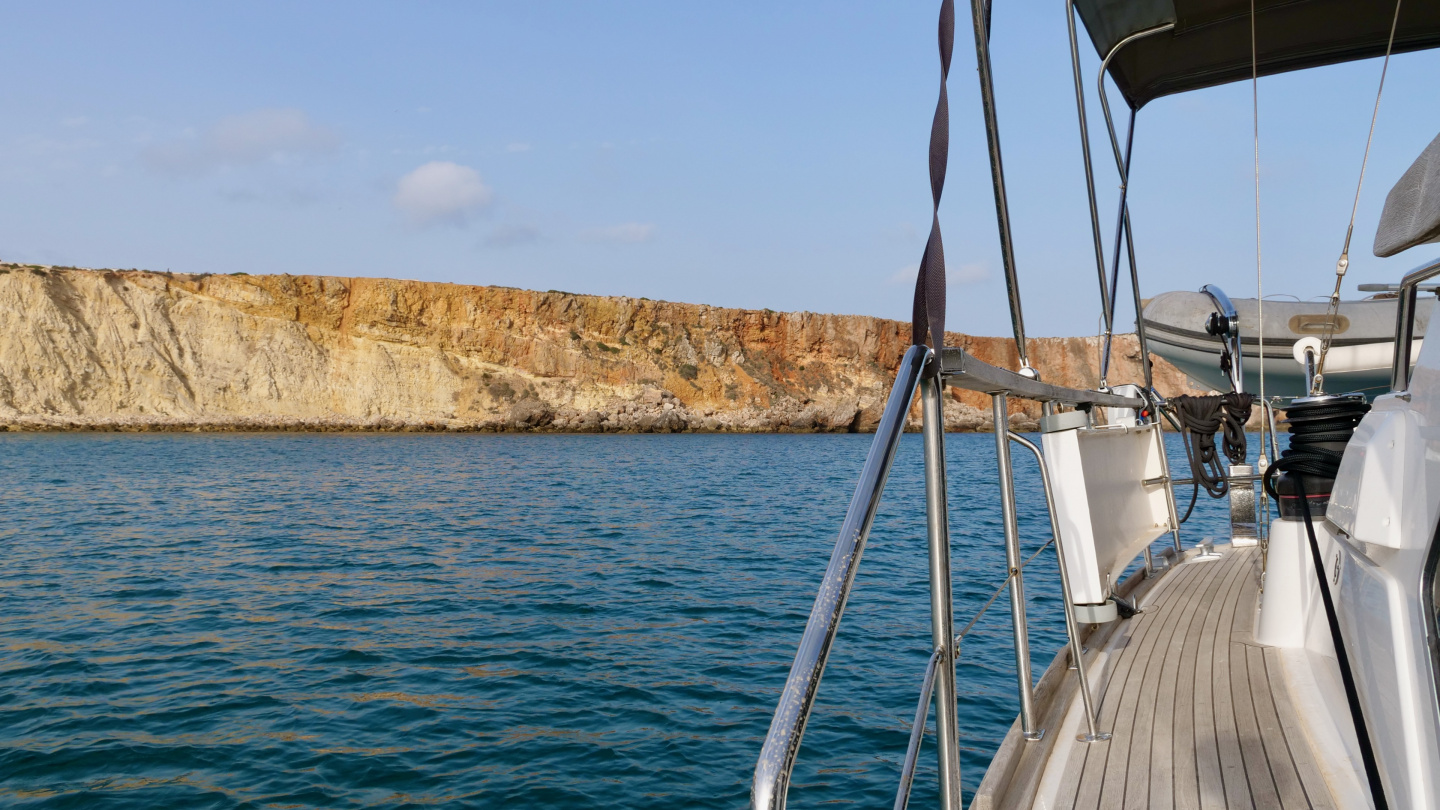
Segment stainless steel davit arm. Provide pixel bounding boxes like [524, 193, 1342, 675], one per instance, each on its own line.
[751, 345, 931, 810]
[1392, 256, 1440, 393]
[1202, 284, 1245, 392]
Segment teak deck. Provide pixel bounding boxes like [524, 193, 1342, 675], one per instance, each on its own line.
[973, 545, 1339, 810]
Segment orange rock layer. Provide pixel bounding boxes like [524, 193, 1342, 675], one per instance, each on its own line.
[0, 265, 1206, 432]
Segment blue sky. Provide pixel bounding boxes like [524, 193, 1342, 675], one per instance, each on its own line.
[1, 1, 1437, 338]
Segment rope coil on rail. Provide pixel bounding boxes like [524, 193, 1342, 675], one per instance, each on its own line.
[1168, 393, 1254, 500]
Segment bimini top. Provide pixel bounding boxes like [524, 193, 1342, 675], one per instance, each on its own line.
[1075, 0, 1440, 109]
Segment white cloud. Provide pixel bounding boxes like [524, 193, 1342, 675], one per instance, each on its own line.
[393, 161, 492, 226]
[580, 222, 656, 244]
[486, 223, 542, 248]
[143, 108, 339, 174]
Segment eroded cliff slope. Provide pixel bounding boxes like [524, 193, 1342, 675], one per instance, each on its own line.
[0, 265, 1204, 431]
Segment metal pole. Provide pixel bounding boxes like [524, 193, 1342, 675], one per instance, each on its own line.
[1099, 113, 1136, 388]
[992, 393, 1040, 738]
[1008, 431, 1108, 743]
[1155, 423, 1184, 553]
[968, 0, 1032, 373]
[1095, 23, 1173, 388]
[893, 648, 944, 810]
[1064, 0, 1111, 329]
[751, 346, 932, 810]
[1122, 203, 1154, 391]
[922, 375, 963, 808]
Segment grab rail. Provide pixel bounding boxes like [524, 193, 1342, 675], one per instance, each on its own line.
[939, 348, 1142, 408]
[1009, 432, 1107, 742]
[1391, 256, 1440, 393]
[751, 345, 931, 810]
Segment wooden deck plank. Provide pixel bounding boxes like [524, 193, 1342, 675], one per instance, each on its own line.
[1068, 566, 1190, 810]
[1193, 551, 1252, 810]
[1147, 548, 1234, 810]
[1212, 552, 1257, 809]
[1129, 552, 1234, 810]
[1032, 545, 1338, 810]
[1116, 566, 1190, 810]
[1247, 645, 1312, 809]
[1227, 563, 1283, 807]
[1264, 647, 1338, 810]
[1062, 555, 1227, 809]
[1171, 558, 1237, 810]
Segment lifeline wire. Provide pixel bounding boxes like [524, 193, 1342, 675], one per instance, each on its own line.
[1316, 0, 1404, 390]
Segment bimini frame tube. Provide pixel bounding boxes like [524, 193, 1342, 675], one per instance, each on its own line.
[1065, 0, 1111, 333]
[968, 0, 1032, 374]
[1094, 22, 1173, 389]
[751, 345, 930, 810]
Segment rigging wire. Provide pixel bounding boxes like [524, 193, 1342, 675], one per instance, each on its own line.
[1250, 0, 1267, 469]
[1315, 0, 1405, 392]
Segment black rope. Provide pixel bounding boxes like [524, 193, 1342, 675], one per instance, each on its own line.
[1263, 397, 1370, 500]
[1295, 475, 1390, 809]
[1169, 393, 1253, 499]
[1158, 403, 1199, 523]
[911, 0, 953, 353]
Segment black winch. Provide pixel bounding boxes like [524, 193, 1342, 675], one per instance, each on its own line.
[1263, 393, 1370, 520]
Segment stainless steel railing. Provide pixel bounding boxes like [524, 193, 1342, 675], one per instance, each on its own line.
[750, 345, 933, 810]
[753, 343, 1163, 808]
[1391, 256, 1440, 394]
[893, 647, 944, 810]
[1009, 432, 1107, 742]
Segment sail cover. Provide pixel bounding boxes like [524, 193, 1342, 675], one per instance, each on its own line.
[1374, 132, 1440, 258]
[1074, 0, 1440, 109]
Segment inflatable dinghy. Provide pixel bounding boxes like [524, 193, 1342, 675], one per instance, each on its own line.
[1140, 291, 1433, 397]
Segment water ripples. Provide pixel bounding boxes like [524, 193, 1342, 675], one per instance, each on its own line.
[0, 433, 1235, 808]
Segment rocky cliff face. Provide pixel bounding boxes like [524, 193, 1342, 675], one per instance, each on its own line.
[0, 265, 1205, 432]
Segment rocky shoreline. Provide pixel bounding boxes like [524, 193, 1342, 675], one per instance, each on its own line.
[0, 265, 1198, 433]
[2, 389, 1034, 434]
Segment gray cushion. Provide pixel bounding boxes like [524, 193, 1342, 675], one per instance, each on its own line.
[1375, 131, 1440, 258]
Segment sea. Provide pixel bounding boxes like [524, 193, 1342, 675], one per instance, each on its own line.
[0, 431, 1245, 808]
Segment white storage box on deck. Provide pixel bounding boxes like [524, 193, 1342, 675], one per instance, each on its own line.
[1040, 415, 1172, 606]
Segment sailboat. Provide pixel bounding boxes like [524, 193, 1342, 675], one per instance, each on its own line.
[751, 1, 1440, 808]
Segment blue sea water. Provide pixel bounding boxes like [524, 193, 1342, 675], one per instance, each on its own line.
[0, 432, 1241, 808]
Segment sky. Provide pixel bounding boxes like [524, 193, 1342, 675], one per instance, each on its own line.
[1, 1, 1437, 338]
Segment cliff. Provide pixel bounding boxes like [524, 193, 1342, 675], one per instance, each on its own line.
[0, 264, 1205, 432]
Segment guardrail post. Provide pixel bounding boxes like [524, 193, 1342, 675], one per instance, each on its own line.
[993, 393, 1041, 739]
[921, 374, 963, 808]
[750, 346, 931, 810]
